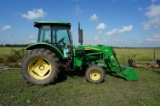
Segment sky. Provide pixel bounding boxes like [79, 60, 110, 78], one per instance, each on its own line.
[0, 0, 160, 47]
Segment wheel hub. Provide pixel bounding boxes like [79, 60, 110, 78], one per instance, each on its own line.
[28, 58, 51, 80]
[39, 65, 45, 70]
[90, 70, 101, 81]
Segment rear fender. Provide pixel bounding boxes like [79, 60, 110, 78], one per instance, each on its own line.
[26, 43, 64, 60]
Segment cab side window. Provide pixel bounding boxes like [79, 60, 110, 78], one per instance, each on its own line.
[38, 26, 51, 43]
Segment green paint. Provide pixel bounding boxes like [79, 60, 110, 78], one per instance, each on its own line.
[26, 42, 64, 59]
[73, 45, 139, 80]
[24, 21, 139, 81]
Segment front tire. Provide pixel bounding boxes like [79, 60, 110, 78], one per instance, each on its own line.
[21, 48, 60, 85]
[85, 65, 105, 83]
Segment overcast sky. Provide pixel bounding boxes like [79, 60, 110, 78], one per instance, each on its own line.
[0, 0, 160, 47]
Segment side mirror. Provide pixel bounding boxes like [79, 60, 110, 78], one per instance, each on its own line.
[78, 22, 83, 45]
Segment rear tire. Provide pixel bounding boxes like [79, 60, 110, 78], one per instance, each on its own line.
[85, 65, 105, 83]
[21, 48, 60, 85]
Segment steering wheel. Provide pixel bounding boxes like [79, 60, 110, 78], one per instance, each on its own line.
[57, 37, 66, 45]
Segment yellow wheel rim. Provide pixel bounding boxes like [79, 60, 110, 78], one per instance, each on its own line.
[28, 58, 51, 80]
[90, 70, 101, 81]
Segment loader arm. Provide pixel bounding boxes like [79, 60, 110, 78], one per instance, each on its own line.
[74, 45, 139, 81]
[104, 47, 139, 80]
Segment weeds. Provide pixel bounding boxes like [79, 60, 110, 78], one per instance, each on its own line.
[114, 48, 160, 63]
[0, 68, 160, 106]
[0, 47, 160, 105]
[0, 47, 160, 67]
[11, 49, 26, 60]
[0, 58, 4, 63]
[0, 48, 26, 67]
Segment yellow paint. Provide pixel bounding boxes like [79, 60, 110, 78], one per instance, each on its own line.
[28, 58, 51, 80]
[90, 70, 101, 81]
[85, 47, 100, 50]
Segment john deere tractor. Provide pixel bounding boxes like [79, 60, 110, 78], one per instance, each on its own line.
[21, 21, 139, 85]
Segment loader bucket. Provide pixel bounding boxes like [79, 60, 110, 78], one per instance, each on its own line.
[117, 65, 139, 81]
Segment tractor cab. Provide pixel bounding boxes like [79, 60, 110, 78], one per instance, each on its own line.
[34, 21, 73, 59]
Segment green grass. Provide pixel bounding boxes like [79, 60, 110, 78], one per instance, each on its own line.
[114, 48, 160, 63]
[0, 47, 26, 66]
[0, 47, 24, 58]
[0, 47, 159, 62]
[0, 68, 160, 106]
[0, 47, 160, 63]
[0, 47, 160, 105]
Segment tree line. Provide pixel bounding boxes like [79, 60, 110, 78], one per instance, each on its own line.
[0, 44, 28, 47]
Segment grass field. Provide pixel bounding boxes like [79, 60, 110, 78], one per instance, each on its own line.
[0, 47, 160, 63]
[0, 68, 160, 106]
[0, 47, 26, 67]
[0, 47, 160, 105]
[114, 48, 160, 63]
[0, 47, 24, 58]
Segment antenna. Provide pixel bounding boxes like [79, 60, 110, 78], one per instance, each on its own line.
[56, 18, 64, 22]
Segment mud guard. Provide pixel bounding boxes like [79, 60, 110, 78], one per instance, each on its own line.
[117, 64, 139, 81]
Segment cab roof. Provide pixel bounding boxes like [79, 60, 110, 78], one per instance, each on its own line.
[34, 21, 71, 28]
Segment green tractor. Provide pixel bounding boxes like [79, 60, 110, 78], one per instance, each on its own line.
[21, 21, 139, 85]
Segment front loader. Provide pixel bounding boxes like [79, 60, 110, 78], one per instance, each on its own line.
[21, 21, 139, 85]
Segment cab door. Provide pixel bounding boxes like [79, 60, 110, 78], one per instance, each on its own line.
[52, 26, 71, 59]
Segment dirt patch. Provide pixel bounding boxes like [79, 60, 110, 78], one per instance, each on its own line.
[6, 56, 17, 63]
[152, 69, 160, 74]
[0, 58, 4, 63]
